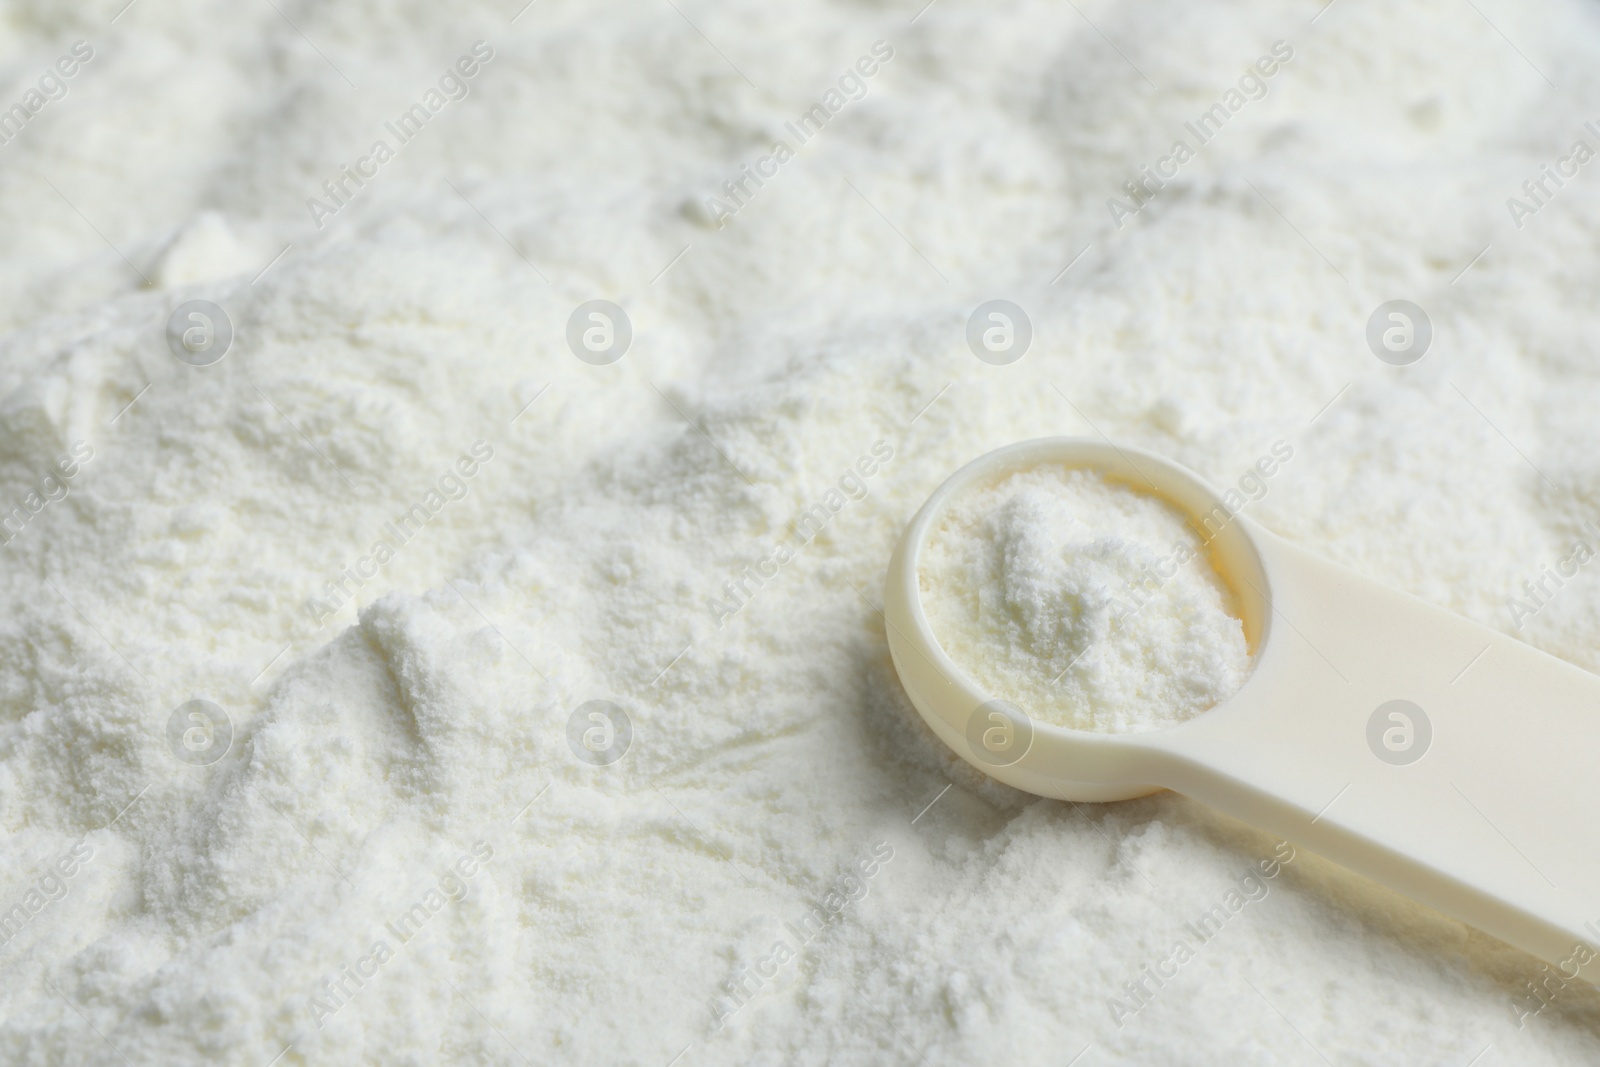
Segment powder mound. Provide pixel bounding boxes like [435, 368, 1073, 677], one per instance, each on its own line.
[920, 465, 1251, 732]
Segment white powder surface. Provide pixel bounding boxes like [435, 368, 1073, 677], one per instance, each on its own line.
[5, 1, 1600, 1064]
[921, 466, 1250, 732]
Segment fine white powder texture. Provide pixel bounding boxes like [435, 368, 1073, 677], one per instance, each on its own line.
[921, 467, 1250, 732]
[5, 1, 1600, 1065]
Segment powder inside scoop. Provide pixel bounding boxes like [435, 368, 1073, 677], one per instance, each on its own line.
[919, 465, 1251, 732]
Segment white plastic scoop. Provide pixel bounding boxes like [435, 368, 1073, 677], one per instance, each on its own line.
[885, 437, 1600, 982]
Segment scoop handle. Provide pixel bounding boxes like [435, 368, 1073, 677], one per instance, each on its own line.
[1143, 526, 1600, 981]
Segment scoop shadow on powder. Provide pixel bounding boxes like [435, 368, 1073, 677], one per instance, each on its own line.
[850, 635, 1039, 825]
[1162, 793, 1600, 1019]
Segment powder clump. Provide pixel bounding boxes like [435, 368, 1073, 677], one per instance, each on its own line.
[920, 465, 1251, 732]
